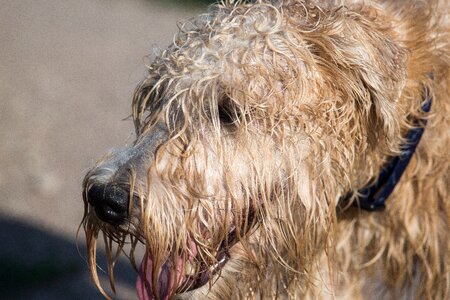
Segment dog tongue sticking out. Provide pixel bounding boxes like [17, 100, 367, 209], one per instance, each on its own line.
[136, 254, 184, 300]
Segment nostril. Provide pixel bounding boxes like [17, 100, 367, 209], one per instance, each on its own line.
[87, 184, 129, 225]
[87, 185, 104, 206]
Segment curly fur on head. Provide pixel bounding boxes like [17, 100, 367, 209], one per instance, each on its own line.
[81, 0, 449, 299]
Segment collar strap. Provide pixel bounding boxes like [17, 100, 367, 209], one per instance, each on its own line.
[339, 85, 432, 211]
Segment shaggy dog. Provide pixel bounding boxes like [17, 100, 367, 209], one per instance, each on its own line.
[82, 0, 449, 299]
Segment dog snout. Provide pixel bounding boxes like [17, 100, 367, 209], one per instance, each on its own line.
[87, 184, 129, 225]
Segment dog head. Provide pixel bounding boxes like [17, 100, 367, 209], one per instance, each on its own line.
[82, 1, 407, 299]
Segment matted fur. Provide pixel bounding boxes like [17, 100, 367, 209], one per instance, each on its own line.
[81, 0, 450, 299]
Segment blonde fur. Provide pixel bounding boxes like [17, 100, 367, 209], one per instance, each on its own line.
[82, 0, 449, 299]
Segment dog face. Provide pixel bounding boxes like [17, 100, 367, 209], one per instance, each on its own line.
[82, 1, 407, 299]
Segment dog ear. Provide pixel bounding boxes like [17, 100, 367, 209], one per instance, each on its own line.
[300, 7, 407, 151]
[358, 41, 406, 147]
[339, 16, 408, 151]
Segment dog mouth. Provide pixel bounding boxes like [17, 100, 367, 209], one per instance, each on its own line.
[136, 210, 255, 300]
[136, 246, 229, 300]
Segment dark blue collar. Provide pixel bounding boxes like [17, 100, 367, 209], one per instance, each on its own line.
[339, 85, 432, 211]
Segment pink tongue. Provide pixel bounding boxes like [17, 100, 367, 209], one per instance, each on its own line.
[136, 254, 183, 300]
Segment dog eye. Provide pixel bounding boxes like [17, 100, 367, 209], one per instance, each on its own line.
[218, 102, 239, 126]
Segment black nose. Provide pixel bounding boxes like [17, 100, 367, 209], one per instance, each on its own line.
[87, 184, 129, 225]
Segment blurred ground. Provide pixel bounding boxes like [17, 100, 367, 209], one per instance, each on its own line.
[0, 0, 206, 299]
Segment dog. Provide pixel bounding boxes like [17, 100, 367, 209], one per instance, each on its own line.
[81, 0, 449, 299]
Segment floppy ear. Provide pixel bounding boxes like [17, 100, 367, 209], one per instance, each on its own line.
[299, 5, 407, 152]
[357, 37, 406, 144]
[339, 13, 408, 151]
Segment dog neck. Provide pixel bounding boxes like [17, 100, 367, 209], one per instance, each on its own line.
[339, 85, 432, 212]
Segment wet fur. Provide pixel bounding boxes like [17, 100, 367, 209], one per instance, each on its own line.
[82, 0, 449, 299]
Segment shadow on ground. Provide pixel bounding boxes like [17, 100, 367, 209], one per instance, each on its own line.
[0, 215, 136, 300]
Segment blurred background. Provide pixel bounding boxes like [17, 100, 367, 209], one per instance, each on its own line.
[0, 0, 212, 299]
